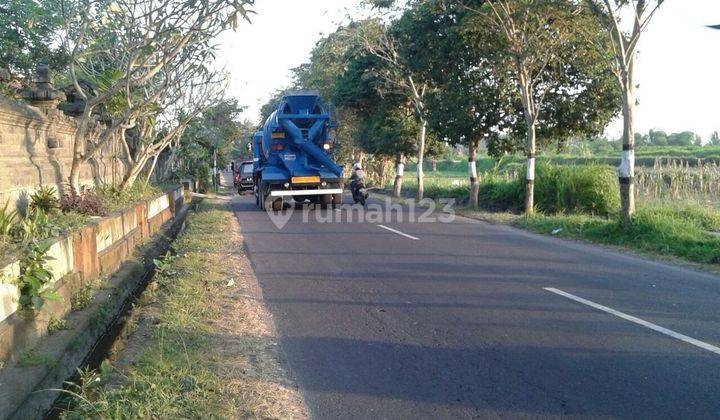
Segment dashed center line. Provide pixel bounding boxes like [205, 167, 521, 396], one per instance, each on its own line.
[544, 287, 720, 356]
[377, 224, 420, 241]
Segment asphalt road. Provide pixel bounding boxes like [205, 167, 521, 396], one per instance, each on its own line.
[231, 194, 720, 419]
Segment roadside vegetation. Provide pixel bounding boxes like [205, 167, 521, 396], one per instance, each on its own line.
[519, 204, 720, 265]
[59, 200, 307, 419]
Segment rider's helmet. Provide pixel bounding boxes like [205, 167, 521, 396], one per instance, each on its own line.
[352, 162, 362, 171]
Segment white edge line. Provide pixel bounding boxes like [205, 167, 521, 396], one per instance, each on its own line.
[377, 224, 420, 241]
[544, 287, 720, 356]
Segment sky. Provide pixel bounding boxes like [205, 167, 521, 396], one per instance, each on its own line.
[216, 0, 720, 141]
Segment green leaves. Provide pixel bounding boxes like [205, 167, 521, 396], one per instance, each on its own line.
[0, 201, 19, 238]
[17, 239, 57, 311]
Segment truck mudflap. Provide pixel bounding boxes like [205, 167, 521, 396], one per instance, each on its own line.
[270, 188, 343, 197]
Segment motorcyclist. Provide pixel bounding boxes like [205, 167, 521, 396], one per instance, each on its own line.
[350, 163, 366, 189]
[349, 162, 368, 204]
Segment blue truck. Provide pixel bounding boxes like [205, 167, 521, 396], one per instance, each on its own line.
[253, 91, 344, 211]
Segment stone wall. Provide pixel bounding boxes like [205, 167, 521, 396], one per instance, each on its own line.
[0, 97, 126, 211]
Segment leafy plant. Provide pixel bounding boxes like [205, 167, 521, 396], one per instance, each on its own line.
[16, 208, 62, 242]
[60, 186, 108, 217]
[47, 315, 69, 334]
[71, 280, 99, 311]
[153, 252, 178, 276]
[28, 186, 60, 214]
[17, 240, 59, 311]
[0, 201, 18, 239]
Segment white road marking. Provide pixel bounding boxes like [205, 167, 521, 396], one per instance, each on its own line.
[377, 224, 420, 241]
[544, 287, 720, 356]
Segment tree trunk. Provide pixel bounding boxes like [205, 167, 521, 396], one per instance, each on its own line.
[525, 123, 536, 215]
[379, 158, 391, 188]
[145, 153, 160, 185]
[393, 154, 405, 198]
[469, 139, 480, 209]
[416, 118, 427, 201]
[619, 70, 636, 226]
[120, 154, 150, 190]
[68, 110, 92, 192]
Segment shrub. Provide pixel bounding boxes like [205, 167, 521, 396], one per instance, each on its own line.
[534, 162, 620, 216]
[477, 176, 524, 211]
[16, 208, 62, 242]
[519, 203, 720, 264]
[28, 186, 59, 214]
[476, 162, 620, 216]
[96, 183, 162, 213]
[60, 186, 108, 217]
[47, 315, 69, 334]
[71, 280, 98, 311]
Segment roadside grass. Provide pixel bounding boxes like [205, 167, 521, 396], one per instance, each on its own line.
[517, 203, 720, 264]
[18, 349, 54, 367]
[60, 200, 303, 419]
[60, 203, 232, 418]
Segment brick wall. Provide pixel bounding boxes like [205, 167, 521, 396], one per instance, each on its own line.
[0, 97, 127, 211]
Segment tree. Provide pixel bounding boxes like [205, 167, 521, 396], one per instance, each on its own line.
[358, 102, 418, 190]
[175, 99, 245, 192]
[467, 0, 619, 214]
[710, 131, 720, 146]
[60, 0, 253, 191]
[667, 131, 699, 147]
[412, 1, 509, 208]
[119, 65, 227, 189]
[586, 0, 665, 224]
[648, 129, 667, 146]
[356, 18, 432, 200]
[0, 0, 66, 79]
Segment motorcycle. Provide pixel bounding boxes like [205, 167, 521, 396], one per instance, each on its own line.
[350, 179, 369, 205]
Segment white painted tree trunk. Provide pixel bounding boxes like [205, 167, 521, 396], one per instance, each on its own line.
[393, 155, 405, 198]
[525, 123, 536, 214]
[416, 118, 427, 201]
[619, 74, 636, 224]
[469, 140, 480, 209]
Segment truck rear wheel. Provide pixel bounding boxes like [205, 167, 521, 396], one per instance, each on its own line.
[320, 194, 332, 209]
[260, 183, 282, 212]
[332, 193, 342, 208]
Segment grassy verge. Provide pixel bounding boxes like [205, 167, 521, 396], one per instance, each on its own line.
[516, 204, 720, 265]
[61, 199, 306, 418]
